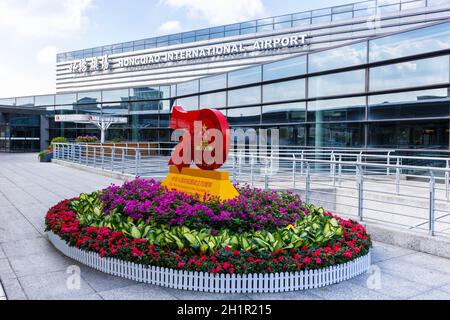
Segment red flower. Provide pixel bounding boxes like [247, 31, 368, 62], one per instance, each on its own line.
[233, 250, 240, 257]
[178, 262, 185, 268]
[315, 258, 322, 264]
[303, 257, 311, 264]
[223, 262, 230, 270]
[225, 246, 231, 252]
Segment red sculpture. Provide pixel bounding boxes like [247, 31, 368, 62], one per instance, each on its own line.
[169, 106, 230, 171]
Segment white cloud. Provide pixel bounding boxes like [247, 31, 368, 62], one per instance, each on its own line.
[0, 0, 93, 38]
[160, 0, 265, 25]
[158, 20, 183, 35]
[37, 45, 57, 65]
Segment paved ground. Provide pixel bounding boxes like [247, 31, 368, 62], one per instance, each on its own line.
[1, 153, 450, 300]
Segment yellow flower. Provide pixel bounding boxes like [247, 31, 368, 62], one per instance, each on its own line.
[286, 224, 296, 231]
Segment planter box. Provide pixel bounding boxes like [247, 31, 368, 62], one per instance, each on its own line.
[39, 152, 54, 163]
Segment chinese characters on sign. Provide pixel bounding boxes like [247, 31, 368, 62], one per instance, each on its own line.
[69, 55, 110, 74]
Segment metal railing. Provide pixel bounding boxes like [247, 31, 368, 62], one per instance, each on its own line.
[53, 143, 450, 238]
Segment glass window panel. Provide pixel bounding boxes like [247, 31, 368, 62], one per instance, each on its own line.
[312, 15, 331, 24]
[102, 102, 129, 116]
[369, 56, 449, 91]
[240, 21, 257, 28]
[169, 39, 182, 45]
[77, 103, 101, 115]
[312, 8, 331, 17]
[402, 0, 426, 10]
[55, 93, 77, 105]
[428, 0, 450, 6]
[130, 113, 159, 128]
[368, 120, 449, 149]
[195, 29, 209, 36]
[35, 95, 54, 106]
[225, 30, 240, 37]
[293, 12, 311, 20]
[225, 24, 240, 31]
[308, 123, 364, 148]
[177, 80, 199, 96]
[210, 26, 224, 33]
[354, 8, 376, 17]
[175, 97, 199, 110]
[210, 32, 225, 39]
[332, 12, 353, 21]
[368, 88, 450, 120]
[369, 21, 450, 62]
[0, 98, 16, 106]
[378, 4, 400, 14]
[182, 37, 195, 44]
[161, 100, 171, 112]
[200, 92, 227, 109]
[354, 1, 376, 10]
[257, 25, 274, 32]
[200, 74, 227, 92]
[258, 18, 274, 26]
[308, 97, 366, 122]
[262, 102, 306, 124]
[160, 86, 171, 99]
[102, 89, 129, 102]
[274, 21, 292, 30]
[263, 79, 305, 103]
[227, 107, 261, 125]
[130, 101, 160, 114]
[274, 15, 292, 23]
[293, 19, 311, 27]
[130, 87, 162, 101]
[309, 42, 367, 73]
[309, 70, 366, 98]
[332, 5, 354, 13]
[240, 27, 256, 35]
[196, 34, 210, 41]
[160, 114, 170, 127]
[16, 97, 34, 107]
[379, 0, 399, 5]
[228, 86, 261, 107]
[77, 91, 101, 104]
[228, 66, 261, 87]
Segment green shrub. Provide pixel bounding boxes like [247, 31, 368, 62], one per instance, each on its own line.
[50, 137, 68, 145]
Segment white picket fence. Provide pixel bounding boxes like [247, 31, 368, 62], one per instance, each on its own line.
[48, 231, 371, 293]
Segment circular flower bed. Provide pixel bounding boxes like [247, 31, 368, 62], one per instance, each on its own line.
[45, 179, 371, 276]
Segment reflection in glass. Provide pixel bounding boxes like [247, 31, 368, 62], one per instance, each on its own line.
[200, 74, 227, 92]
[369, 21, 450, 62]
[228, 86, 261, 107]
[309, 42, 367, 73]
[35, 95, 55, 106]
[263, 79, 305, 103]
[309, 70, 366, 98]
[369, 89, 450, 120]
[368, 120, 449, 149]
[263, 55, 306, 81]
[16, 97, 35, 107]
[308, 123, 364, 148]
[370, 56, 449, 91]
[262, 102, 305, 124]
[55, 93, 77, 105]
[308, 97, 366, 122]
[227, 107, 261, 125]
[228, 66, 262, 87]
[177, 80, 199, 96]
[200, 92, 227, 109]
[130, 101, 160, 114]
[102, 102, 129, 116]
[175, 96, 199, 110]
[130, 87, 162, 101]
[102, 89, 129, 103]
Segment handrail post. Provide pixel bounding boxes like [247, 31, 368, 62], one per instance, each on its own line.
[93, 145, 97, 167]
[121, 149, 125, 174]
[111, 146, 115, 171]
[305, 163, 311, 204]
[387, 152, 391, 176]
[338, 154, 342, 186]
[446, 160, 449, 201]
[135, 150, 139, 177]
[396, 157, 400, 195]
[429, 170, 436, 236]
[232, 153, 236, 183]
[264, 156, 269, 190]
[331, 153, 336, 187]
[250, 153, 255, 187]
[357, 160, 364, 221]
[300, 151, 304, 176]
[101, 146, 105, 169]
[292, 154, 296, 190]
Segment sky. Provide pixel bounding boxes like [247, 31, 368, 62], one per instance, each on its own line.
[0, 0, 356, 99]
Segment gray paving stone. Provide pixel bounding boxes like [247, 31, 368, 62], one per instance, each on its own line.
[349, 269, 433, 299]
[1, 237, 53, 258]
[0, 258, 16, 280]
[79, 265, 137, 292]
[309, 281, 392, 300]
[247, 291, 322, 300]
[370, 241, 416, 263]
[394, 252, 450, 275]
[163, 287, 250, 300]
[8, 251, 73, 277]
[0, 277, 27, 300]
[18, 270, 95, 300]
[0, 220, 41, 243]
[98, 284, 177, 300]
[0, 246, 5, 259]
[409, 289, 450, 300]
[377, 259, 450, 287]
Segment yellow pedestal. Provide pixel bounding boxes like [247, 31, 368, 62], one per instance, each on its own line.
[161, 166, 239, 201]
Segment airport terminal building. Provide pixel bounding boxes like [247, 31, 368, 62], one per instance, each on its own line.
[1, 0, 450, 152]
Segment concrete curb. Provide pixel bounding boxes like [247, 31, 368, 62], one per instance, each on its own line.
[365, 222, 450, 259]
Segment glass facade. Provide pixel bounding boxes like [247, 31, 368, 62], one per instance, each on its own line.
[3, 11, 450, 152]
[56, 0, 450, 63]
